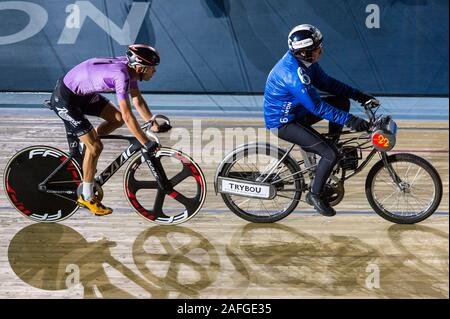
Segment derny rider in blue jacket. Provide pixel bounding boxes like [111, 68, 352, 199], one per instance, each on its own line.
[263, 24, 380, 217]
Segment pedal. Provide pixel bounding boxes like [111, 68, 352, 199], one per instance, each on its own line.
[76, 200, 86, 208]
[304, 195, 313, 206]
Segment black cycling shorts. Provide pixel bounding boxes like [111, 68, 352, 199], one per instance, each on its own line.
[49, 78, 109, 137]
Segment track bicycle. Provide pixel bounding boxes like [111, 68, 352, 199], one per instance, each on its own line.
[214, 102, 443, 224]
[4, 104, 207, 224]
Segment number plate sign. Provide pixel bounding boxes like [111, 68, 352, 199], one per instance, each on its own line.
[371, 131, 396, 152]
[218, 177, 275, 199]
[372, 117, 397, 152]
[372, 133, 390, 149]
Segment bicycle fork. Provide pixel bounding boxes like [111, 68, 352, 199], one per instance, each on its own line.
[141, 149, 173, 194]
[380, 151, 406, 191]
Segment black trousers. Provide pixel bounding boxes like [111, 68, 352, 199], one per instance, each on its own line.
[276, 96, 350, 194]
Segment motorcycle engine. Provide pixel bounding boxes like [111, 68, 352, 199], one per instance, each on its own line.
[340, 146, 360, 171]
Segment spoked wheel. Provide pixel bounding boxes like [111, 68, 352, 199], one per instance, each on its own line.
[124, 148, 207, 225]
[3, 146, 82, 222]
[366, 153, 443, 224]
[220, 144, 304, 223]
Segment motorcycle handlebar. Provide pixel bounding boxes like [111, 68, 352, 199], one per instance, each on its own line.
[362, 100, 377, 124]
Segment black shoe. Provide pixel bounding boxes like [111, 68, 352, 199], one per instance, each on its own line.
[306, 192, 336, 217]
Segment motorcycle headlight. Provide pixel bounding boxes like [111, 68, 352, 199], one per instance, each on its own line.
[371, 117, 397, 152]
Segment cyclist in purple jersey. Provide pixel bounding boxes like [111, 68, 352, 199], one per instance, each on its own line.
[63, 56, 140, 101]
[49, 44, 162, 216]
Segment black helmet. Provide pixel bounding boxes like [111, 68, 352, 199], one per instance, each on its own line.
[288, 24, 323, 62]
[126, 44, 160, 68]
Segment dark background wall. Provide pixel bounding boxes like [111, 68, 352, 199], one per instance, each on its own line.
[0, 0, 448, 95]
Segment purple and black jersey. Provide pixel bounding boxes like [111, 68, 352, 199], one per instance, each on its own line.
[63, 56, 138, 102]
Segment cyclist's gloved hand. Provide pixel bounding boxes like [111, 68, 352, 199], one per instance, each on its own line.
[143, 140, 159, 153]
[354, 91, 380, 108]
[345, 115, 371, 132]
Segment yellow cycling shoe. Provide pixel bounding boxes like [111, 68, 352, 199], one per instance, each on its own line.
[77, 196, 113, 216]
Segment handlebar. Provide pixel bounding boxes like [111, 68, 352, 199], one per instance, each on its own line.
[141, 114, 171, 145]
[358, 100, 395, 140]
[142, 114, 171, 131]
[362, 100, 377, 124]
[361, 100, 389, 134]
[141, 114, 171, 130]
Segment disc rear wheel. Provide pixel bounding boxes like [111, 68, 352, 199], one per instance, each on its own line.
[4, 146, 81, 222]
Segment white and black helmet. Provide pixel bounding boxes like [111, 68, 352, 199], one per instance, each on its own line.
[288, 24, 323, 61]
[126, 44, 160, 68]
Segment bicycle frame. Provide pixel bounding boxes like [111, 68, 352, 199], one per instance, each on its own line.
[334, 130, 377, 182]
[265, 129, 391, 191]
[336, 130, 404, 187]
[291, 100, 404, 186]
[38, 134, 173, 196]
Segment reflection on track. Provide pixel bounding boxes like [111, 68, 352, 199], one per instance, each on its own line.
[226, 223, 379, 296]
[8, 223, 219, 298]
[381, 224, 449, 298]
[226, 223, 449, 298]
[133, 226, 221, 298]
[6, 222, 448, 298]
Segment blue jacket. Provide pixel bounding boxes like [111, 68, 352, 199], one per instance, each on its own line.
[264, 51, 361, 129]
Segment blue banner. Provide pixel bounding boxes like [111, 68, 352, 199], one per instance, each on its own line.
[0, 0, 448, 95]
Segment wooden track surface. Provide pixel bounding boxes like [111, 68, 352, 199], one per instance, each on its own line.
[0, 112, 448, 299]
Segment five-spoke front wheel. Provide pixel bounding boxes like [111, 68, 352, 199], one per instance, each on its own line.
[124, 148, 207, 225]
